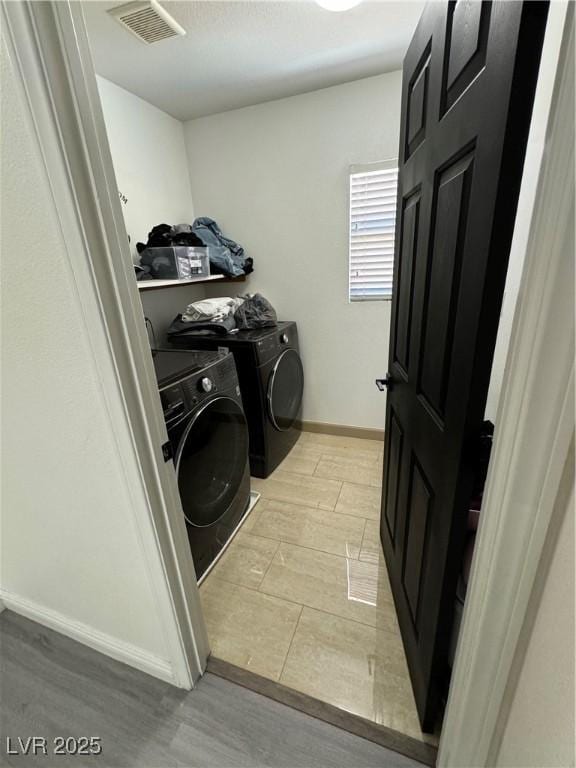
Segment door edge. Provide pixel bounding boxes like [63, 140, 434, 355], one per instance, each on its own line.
[439, 5, 574, 765]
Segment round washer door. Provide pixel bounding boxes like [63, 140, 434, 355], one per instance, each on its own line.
[267, 348, 304, 431]
[176, 396, 248, 527]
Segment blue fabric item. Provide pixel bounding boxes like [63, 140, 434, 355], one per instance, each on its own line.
[192, 217, 245, 277]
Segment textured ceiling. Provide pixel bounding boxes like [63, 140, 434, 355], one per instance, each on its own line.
[83, 1, 423, 121]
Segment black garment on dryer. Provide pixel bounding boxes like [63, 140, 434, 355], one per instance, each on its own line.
[167, 313, 237, 336]
[234, 294, 277, 329]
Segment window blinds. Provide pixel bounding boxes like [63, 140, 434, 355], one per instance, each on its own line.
[349, 165, 399, 301]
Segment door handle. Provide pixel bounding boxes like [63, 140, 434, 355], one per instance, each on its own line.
[376, 375, 393, 392]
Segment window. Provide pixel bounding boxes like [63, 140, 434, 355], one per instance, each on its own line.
[349, 161, 399, 301]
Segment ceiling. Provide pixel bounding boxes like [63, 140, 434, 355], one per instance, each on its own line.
[83, 1, 423, 121]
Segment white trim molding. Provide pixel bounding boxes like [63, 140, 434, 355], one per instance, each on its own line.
[1, 1, 209, 688]
[439, 7, 574, 766]
[0, 591, 175, 685]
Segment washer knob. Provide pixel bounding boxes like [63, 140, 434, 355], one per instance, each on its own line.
[199, 377, 213, 393]
[280, 333, 289, 344]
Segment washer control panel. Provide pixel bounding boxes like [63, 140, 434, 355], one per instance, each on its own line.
[159, 352, 241, 430]
[160, 384, 187, 424]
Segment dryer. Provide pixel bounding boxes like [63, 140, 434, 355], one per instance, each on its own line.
[169, 322, 303, 478]
[153, 349, 250, 580]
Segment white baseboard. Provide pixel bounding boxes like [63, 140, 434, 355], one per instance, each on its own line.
[0, 589, 175, 685]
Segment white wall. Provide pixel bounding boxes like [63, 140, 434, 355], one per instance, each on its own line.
[97, 76, 195, 261]
[185, 73, 402, 430]
[495, 486, 575, 768]
[97, 76, 206, 343]
[0, 35, 179, 680]
[484, 2, 568, 422]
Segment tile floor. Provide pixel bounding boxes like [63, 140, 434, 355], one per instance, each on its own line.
[200, 431, 439, 746]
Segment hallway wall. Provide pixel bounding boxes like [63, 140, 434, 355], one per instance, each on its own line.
[0, 34, 180, 682]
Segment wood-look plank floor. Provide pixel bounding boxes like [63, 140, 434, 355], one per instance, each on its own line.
[0, 611, 425, 768]
[201, 433, 439, 748]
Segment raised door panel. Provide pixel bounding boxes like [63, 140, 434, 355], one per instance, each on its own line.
[417, 150, 474, 424]
[442, 1, 492, 113]
[405, 42, 432, 159]
[402, 456, 434, 628]
[393, 191, 422, 378]
[383, 409, 404, 545]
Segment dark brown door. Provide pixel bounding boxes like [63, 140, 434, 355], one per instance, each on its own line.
[380, 0, 548, 731]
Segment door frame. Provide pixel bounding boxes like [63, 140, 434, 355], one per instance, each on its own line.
[3, 1, 572, 764]
[1, 1, 210, 689]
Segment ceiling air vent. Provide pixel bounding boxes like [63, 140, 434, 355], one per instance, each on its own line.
[107, 1, 186, 45]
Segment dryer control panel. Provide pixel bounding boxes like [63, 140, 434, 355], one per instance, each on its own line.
[255, 322, 299, 366]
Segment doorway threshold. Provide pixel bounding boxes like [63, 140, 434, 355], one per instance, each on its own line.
[207, 656, 438, 767]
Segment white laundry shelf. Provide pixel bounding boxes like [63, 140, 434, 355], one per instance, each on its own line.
[137, 275, 225, 291]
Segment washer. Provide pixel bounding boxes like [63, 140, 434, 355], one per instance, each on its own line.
[169, 322, 303, 478]
[153, 349, 250, 580]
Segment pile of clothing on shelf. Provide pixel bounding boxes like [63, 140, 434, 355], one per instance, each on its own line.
[167, 294, 277, 337]
[136, 218, 253, 279]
